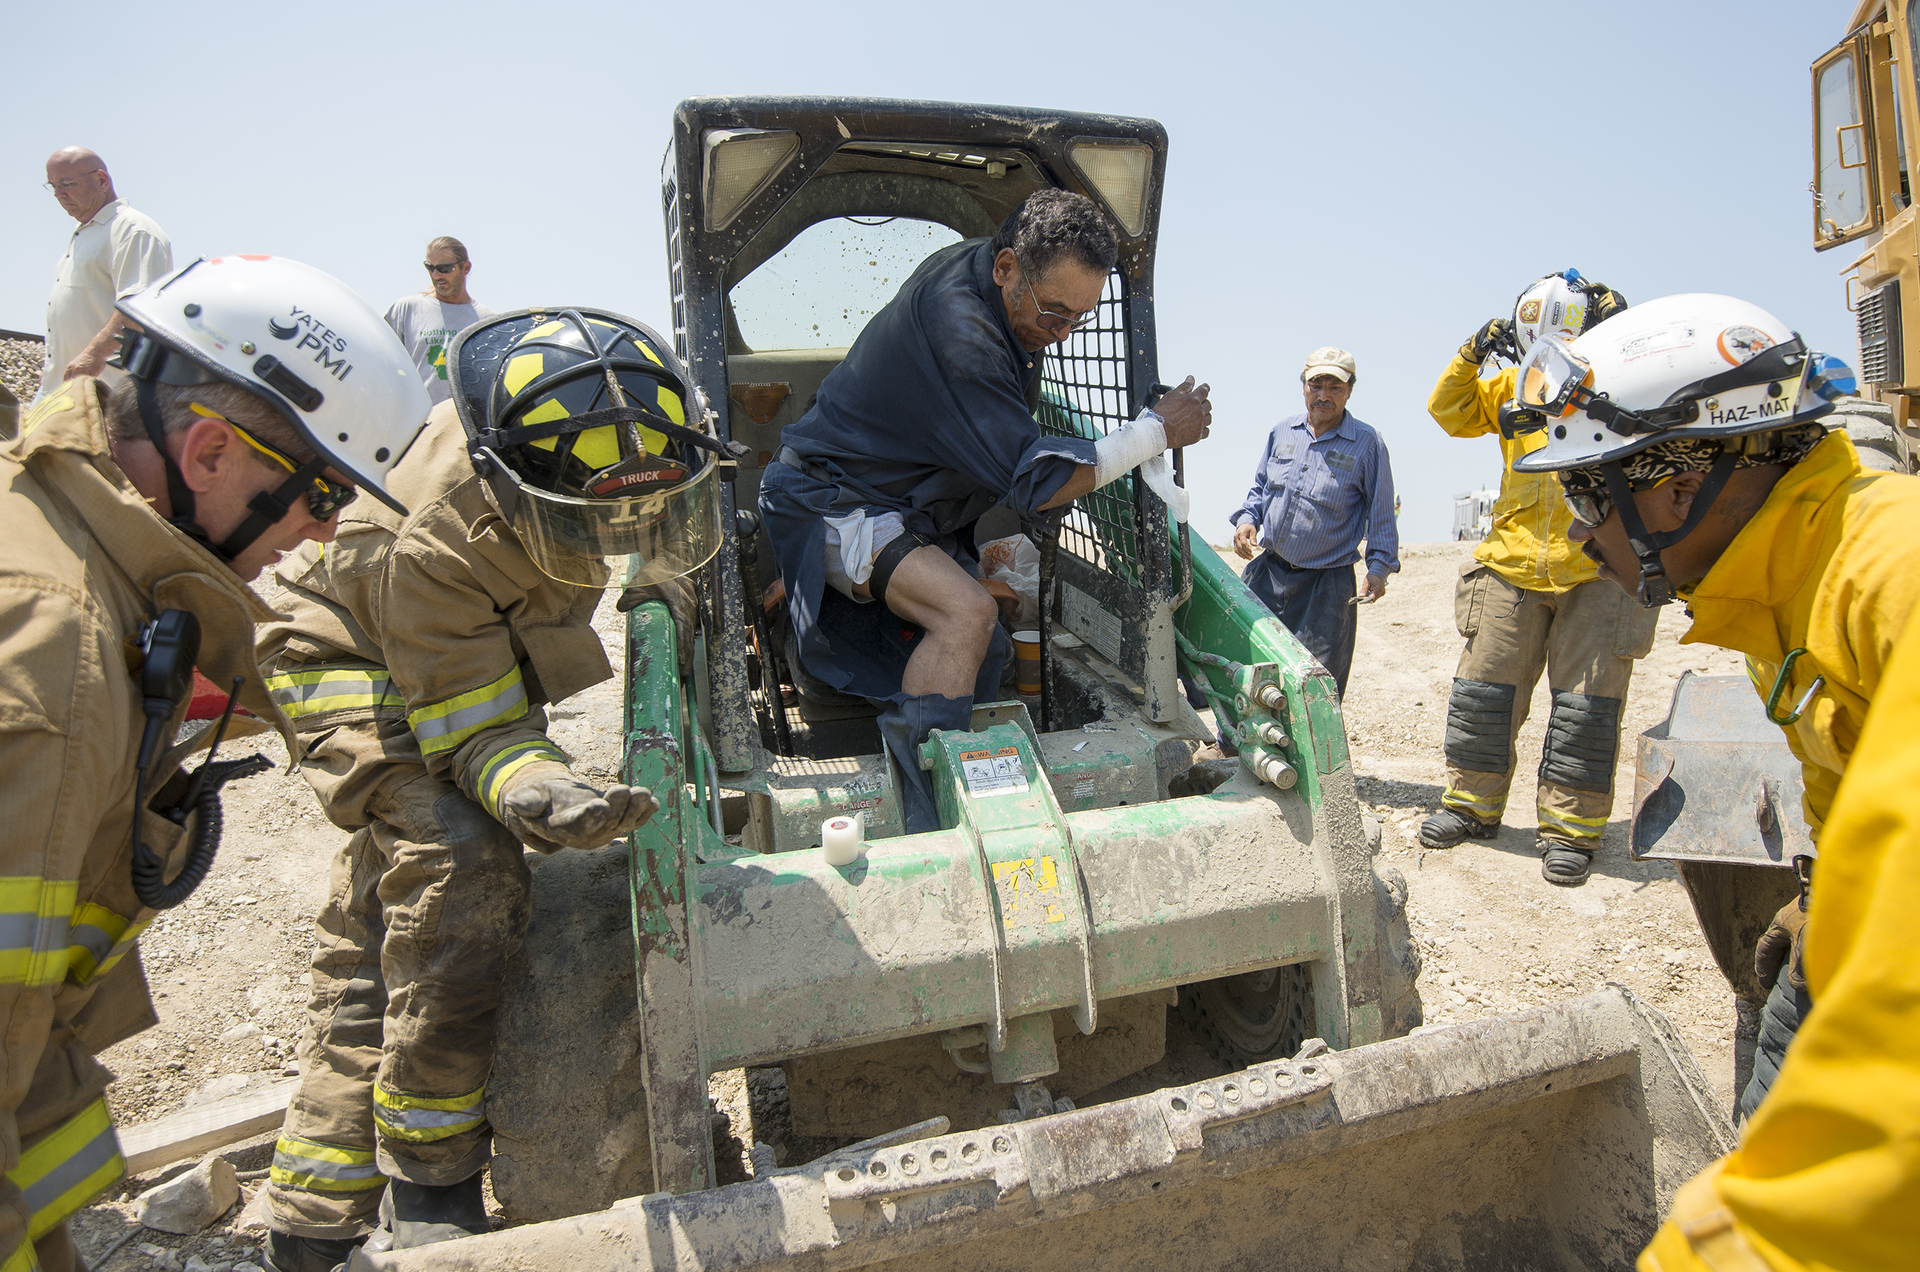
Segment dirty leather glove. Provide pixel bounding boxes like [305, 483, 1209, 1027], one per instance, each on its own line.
[499, 764, 659, 853]
[1588, 285, 1628, 326]
[1753, 898, 1809, 994]
[1461, 318, 1512, 365]
[618, 576, 698, 677]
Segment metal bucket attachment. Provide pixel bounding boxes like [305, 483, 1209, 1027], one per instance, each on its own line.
[1633, 672, 1812, 867]
[351, 986, 1732, 1272]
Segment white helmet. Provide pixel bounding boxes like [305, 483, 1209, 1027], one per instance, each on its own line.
[116, 255, 430, 516]
[1510, 294, 1842, 476]
[1512, 269, 1626, 357]
[1509, 293, 1851, 607]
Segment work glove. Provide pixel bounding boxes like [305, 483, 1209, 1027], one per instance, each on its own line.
[1461, 318, 1512, 365]
[618, 576, 699, 676]
[1753, 897, 1809, 995]
[1588, 285, 1628, 326]
[499, 763, 659, 853]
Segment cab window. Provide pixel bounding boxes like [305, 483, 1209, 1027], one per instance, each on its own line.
[729, 216, 962, 350]
[1814, 42, 1875, 245]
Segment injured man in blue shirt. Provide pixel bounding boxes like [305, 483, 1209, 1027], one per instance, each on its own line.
[760, 189, 1213, 833]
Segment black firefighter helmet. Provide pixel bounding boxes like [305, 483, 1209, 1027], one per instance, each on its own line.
[449, 307, 731, 587]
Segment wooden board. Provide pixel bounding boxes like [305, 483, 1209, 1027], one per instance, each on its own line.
[120, 1077, 299, 1175]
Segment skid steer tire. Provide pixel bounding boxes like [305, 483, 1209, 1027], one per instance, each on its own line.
[1375, 862, 1424, 1039]
[1831, 398, 1909, 472]
[1178, 963, 1314, 1064]
[486, 842, 654, 1223]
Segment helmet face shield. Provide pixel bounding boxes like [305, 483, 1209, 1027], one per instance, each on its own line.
[451, 307, 725, 589]
[1516, 337, 1595, 419]
[487, 447, 724, 588]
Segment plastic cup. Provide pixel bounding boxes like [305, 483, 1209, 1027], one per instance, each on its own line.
[1013, 630, 1042, 697]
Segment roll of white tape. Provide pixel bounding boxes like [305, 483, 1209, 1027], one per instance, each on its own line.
[822, 814, 864, 866]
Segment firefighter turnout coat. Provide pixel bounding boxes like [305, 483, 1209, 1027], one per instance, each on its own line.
[256, 402, 609, 827]
[0, 381, 288, 1270]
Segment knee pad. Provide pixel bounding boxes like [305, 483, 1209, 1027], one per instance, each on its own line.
[1444, 679, 1515, 774]
[1538, 690, 1621, 793]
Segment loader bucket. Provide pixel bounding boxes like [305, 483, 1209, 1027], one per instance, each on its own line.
[356, 986, 1732, 1272]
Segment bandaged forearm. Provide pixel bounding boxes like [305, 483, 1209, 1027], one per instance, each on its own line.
[1093, 410, 1167, 488]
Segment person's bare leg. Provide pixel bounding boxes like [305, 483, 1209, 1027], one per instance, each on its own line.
[867, 544, 998, 696]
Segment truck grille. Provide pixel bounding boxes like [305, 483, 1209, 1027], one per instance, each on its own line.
[1857, 280, 1902, 385]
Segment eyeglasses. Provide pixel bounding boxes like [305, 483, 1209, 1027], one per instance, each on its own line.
[1561, 473, 1672, 528]
[189, 403, 358, 521]
[1023, 277, 1099, 334]
[42, 171, 102, 193]
[424, 261, 463, 275]
[1562, 488, 1611, 528]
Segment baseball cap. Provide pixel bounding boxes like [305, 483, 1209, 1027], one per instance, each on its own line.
[1302, 346, 1356, 383]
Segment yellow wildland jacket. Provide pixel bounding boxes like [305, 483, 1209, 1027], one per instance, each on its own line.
[1679, 430, 1920, 837]
[258, 402, 609, 828]
[1643, 527, 1920, 1269]
[1428, 355, 1599, 593]
[0, 381, 288, 1267]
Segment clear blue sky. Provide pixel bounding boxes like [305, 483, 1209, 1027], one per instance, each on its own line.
[1, 1, 1856, 546]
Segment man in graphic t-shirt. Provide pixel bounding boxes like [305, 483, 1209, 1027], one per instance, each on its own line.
[384, 236, 497, 405]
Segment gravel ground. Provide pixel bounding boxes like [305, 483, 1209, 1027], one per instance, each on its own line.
[1, 337, 44, 408]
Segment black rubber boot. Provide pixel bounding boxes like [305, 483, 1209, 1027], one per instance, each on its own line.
[384, 1174, 491, 1250]
[1540, 841, 1595, 887]
[1417, 807, 1499, 849]
[265, 1230, 363, 1272]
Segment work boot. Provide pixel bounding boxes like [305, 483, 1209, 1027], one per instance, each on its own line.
[1540, 840, 1595, 887]
[1417, 807, 1499, 849]
[383, 1173, 491, 1250]
[265, 1230, 363, 1272]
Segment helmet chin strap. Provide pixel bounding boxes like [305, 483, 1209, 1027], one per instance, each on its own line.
[136, 378, 308, 564]
[1599, 449, 1739, 608]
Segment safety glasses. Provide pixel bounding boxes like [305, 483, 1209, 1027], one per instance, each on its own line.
[189, 403, 358, 520]
[1023, 277, 1100, 334]
[1561, 473, 1674, 528]
[424, 261, 463, 275]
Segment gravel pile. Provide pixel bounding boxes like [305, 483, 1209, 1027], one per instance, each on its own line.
[1, 337, 44, 405]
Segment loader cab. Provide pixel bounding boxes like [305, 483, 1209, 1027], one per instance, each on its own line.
[662, 98, 1191, 799]
[1814, 3, 1920, 420]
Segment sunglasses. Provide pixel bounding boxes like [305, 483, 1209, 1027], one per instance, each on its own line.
[190, 403, 358, 520]
[1561, 473, 1672, 528]
[1023, 277, 1099, 334]
[424, 261, 463, 275]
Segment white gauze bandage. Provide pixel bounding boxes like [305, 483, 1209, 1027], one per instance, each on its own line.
[1093, 409, 1167, 487]
[1093, 408, 1189, 523]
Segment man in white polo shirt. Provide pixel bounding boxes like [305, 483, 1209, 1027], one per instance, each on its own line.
[384, 237, 497, 405]
[38, 146, 172, 402]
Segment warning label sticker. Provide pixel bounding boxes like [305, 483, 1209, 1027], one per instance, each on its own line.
[959, 746, 1030, 796]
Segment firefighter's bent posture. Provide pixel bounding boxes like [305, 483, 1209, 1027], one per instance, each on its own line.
[258, 308, 720, 1270]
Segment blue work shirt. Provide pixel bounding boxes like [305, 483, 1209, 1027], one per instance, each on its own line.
[760, 237, 1095, 702]
[1230, 411, 1399, 578]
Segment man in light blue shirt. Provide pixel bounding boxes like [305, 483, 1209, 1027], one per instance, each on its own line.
[1230, 346, 1398, 697]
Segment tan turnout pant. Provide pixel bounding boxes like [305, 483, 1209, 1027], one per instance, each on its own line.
[1440, 565, 1659, 850]
[264, 717, 532, 1240]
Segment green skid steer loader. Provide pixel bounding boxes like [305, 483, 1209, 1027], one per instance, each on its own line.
[355, 98, 1733, 1271]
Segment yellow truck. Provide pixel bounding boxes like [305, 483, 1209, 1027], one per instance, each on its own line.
[1811, 0, 1920, 469]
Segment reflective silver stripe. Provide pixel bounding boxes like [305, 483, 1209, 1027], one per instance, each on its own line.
[408, 673, 528, 755]
[66, 920, 113, 969]
[271, 1148, 382, 1183]
[17, 1114, 123, 1237]
[376, 1105, 482, 1131]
